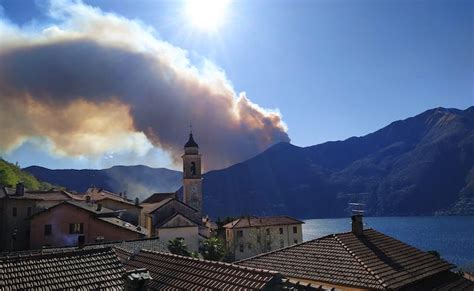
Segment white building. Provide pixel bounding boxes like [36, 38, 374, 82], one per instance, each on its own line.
[224, 216, 304, 260]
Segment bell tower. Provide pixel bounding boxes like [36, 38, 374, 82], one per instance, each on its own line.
[182, 131, 202, 216]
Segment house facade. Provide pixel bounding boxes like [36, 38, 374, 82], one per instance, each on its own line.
[0, 184, 79, 251]
[224, 216, 304, 260]
[30, 200, 146, 249]
[141, 198, 201, 251]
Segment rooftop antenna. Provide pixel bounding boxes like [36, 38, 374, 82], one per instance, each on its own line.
[349, 202, 366, 235]
[348, 202, 365, 216]
[189, 123, 193, 134]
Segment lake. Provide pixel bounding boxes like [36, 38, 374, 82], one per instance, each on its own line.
[302, 216, 474, 270]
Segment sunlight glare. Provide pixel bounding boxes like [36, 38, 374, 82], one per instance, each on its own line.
[185, 0, 230, 31]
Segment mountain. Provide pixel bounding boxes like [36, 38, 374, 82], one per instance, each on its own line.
[202, 107, 474, 218]
[23, 107, 474, 218]
[24, 165, 182, 199]
[0, 159, 56, 190]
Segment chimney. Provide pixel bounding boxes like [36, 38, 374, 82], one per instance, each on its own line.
[96, 203, 102, 212]
[124, 269, 151, 291]
[352, 215, 364, 236]
[78, 235, 85, 248]
[15, 182, 25, 196]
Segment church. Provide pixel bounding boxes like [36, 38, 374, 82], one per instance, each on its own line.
[139, 132, 212, 251]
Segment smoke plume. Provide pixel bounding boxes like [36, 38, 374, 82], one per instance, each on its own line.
[0, 1, 290, 170]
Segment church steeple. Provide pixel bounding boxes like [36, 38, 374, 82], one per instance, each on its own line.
[182, 131, 202, 216]
[184, 133, 199, 149]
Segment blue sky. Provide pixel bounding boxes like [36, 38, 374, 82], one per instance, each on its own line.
[0, 0, 472, 170]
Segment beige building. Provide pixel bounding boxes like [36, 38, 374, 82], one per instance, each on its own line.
[83, 187, 142, 225]
[224, 216, 304, 260]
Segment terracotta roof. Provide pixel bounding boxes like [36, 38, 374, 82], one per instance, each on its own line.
[29, 200, 116, 219]
[98, 217, 148, 235]
[126, 249, 283, 290]
[400, 270, 474, 290]
[223, 216, 304, 229]
[2, 187, 78, 201]
[142, 192, 177, 204]
[238, 229, 455, 290]
[141, 197, 198, 214]
[84, 187, 139, 206]
[0, 247, 124, 290]
[154, 211, 199, 228]
[12, 238, 169, 262]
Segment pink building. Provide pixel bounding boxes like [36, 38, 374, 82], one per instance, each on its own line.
[30, 200, 146, 249]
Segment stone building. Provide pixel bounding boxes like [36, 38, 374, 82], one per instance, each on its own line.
[139, 132, 207, 251]
[224, 216, 304, 260]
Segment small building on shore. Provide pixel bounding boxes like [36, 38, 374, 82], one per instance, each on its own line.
[224, 216, 304, 260]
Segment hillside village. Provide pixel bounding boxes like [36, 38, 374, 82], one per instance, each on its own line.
[0, 133, 473, 290]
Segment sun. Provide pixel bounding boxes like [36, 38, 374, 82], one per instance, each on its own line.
[185, 0, 231, 31]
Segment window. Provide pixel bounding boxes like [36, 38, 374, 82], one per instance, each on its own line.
[280, 240, 284, 248]
[294, 239, 298, 244]
[12, 207, 17, 217]
[44, 224, 52, 236]
[69, 223, 84, 234]
[266, 228, 270, 235]
[293, 226, 298, 234]
[237, 230, 243, 238]
[27, 207, 32, 217]
[239, 244, 244, 252]
[279, 227, 283, 235]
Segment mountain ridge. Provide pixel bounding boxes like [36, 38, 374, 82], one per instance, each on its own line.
[24, 106, 474, 218]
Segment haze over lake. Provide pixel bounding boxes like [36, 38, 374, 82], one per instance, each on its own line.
[303, 216, 474, 269]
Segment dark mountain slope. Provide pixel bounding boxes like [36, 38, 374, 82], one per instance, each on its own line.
[202, 107, 474, 218]
[23, 107, 473, 218]
[24, 165, 182, 199]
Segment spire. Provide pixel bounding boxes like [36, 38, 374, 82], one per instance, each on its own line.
[184, 132, 199, 148]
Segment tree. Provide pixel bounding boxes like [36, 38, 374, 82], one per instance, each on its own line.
[200, 237, 225, 261]
[167, 238, 190, 256]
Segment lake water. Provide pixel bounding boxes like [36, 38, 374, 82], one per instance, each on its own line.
[302, 216, 474, 270]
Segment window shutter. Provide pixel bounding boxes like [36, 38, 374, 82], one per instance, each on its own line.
[80, 223, 84, 234]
